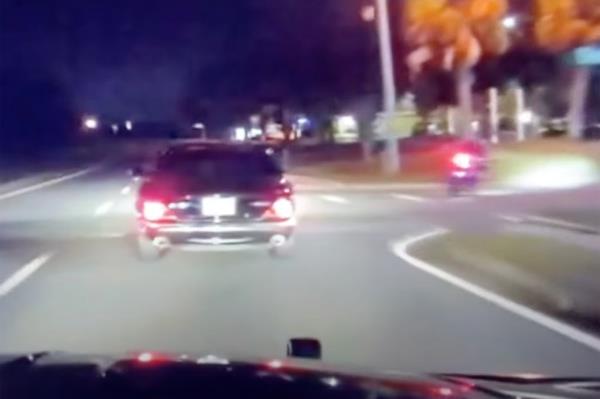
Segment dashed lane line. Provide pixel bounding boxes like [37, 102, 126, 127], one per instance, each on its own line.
[391, 193, 427, 203]
[0, 253, 54, 297]
[320, 195, 349, 204]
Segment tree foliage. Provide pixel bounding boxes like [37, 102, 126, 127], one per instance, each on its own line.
[534, 0, 600, 52]
[405, 0, 510, 74]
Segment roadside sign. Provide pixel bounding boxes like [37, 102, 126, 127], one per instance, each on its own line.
[568, 45, 600, 66]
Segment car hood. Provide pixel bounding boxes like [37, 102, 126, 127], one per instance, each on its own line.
[1, 352, 598, 399]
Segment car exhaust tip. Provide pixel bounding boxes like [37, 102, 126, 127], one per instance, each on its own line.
[269, 234, 287, 248]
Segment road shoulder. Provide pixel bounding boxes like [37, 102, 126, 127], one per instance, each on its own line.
[0, 166, 99, 200]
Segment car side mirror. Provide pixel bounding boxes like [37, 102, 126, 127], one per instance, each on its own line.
[287, 338, 321, 360]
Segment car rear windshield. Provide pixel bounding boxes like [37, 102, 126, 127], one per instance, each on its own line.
[157, 150, 282, 182]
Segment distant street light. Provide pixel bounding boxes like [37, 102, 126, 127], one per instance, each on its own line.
[125, 120, 133, 131]
[519, 110, 534, 124]
[297, 117, 309, 126]
[502, 15, 518, 30]
[234, 127, 246, 141]
[83, 116, 98, 130]
[337, 115, 357, 131]
[361, 5, 375, 22]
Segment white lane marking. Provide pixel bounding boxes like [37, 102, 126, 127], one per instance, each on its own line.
[0, 253, 53, 296]
[0, 166, 98, 201]
[94, 201, 115, 216]
[94, 232, 127, 238]
[121, 185, 131, 195]
[446, 196, 473, 203]
[391, 193, 427, 203]
[390, 229, 600, 353]
[498, 214, 524, 224]
[320, 195, 348, 204]
[476, 189, 516, 197]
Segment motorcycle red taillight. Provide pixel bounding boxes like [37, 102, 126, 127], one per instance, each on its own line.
[451, 152, 473, 169]
[142, 201, 169, 221]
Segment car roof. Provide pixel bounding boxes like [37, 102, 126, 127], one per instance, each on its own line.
[159, 142, 279, 161]
[164, 141, 276, 156]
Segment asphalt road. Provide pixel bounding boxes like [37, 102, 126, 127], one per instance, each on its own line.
[0, 164, 599, 375]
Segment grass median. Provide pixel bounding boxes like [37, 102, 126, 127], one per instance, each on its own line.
[411, 231, 600, 335]
[289, 138, 600, 186]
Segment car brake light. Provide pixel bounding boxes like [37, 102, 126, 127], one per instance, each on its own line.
[451, 152, 472, 169]
[270, 198, 294, 220]
[143, 201, 168, 221]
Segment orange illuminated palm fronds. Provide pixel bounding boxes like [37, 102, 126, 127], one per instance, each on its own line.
[405, 0, 509, 73]
[534, 0, 600, 52]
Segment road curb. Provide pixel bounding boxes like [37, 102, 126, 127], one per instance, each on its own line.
[390, 229, 600, 353]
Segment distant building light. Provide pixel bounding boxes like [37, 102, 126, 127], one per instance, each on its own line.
[502, 16, 517, 30]
[111, 124, 119, 134]
[337, 115, 357, 131]
[265, 122, 282, 137]
[83, 117, 99, 130]
[249, 114, 261, 126]
[234, 127, 246, 141]
[297, 117, 309, 126]
[519, 110, 534, 124]
[361, 5, 375, 22]
[248, 128, 263, 138]
[193, 122, 205, 130]
[125, 120, 133, 131]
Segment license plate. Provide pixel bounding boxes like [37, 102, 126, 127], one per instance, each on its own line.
[201, 196, 236, 217]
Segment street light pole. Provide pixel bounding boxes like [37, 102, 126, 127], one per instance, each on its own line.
[375, 0, 399, 173]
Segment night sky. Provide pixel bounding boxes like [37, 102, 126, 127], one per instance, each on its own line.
[1, 0, 376, 127]
[1, 0, 597, 153]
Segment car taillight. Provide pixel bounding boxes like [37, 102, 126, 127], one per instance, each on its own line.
[143, 201, 168, 221]
[269, 197, 294, 220]
[451, 152, 472, 169]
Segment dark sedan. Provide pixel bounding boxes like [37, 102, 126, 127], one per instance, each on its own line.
[134, 143, 296, 260]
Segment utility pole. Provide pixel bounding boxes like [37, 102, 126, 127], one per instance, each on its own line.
[515, 85, 525, 141]
[376, 0, 399, 173]
[488, 87, 499, 144]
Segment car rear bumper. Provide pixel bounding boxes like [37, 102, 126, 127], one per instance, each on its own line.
[139, 218, 296, 248]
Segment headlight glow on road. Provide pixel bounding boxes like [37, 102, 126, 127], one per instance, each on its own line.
[267, 359, 283, 369]
[137, 352, 154, 363]
[508, 157, 599, 190]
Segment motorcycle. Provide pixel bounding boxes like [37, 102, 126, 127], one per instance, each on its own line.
[447, 151, 484, 196]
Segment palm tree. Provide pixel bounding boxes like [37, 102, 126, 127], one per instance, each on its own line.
[533, 0, 600, 139]
[404, 0, 510, 136]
